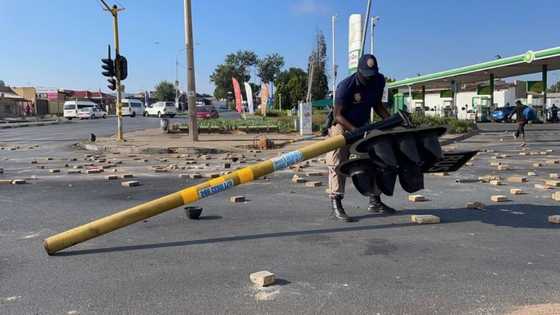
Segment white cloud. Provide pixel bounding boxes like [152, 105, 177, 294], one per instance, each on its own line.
[291, 0, 330, 15]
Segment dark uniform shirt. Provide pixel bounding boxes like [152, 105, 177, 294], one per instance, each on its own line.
[335, 72, 385, 127]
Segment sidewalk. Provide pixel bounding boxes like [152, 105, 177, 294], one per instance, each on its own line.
[79, 127, 476, 155]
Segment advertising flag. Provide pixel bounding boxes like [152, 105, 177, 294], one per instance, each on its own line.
[260, 83, 269, 116]
[232, 77, 244, 113]
[348, 14, 362, 74]
[244, 82, 254, 114]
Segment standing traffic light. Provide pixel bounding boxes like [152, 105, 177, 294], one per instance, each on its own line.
[115, 54, 127, 81]
[101, 45, 117, 91]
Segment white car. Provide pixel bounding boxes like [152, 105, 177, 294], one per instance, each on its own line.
[63, 100, 99, 120]
[78, 106, 107, 119]
[121, 99, 144, 117]
[144, 101, 177, 118]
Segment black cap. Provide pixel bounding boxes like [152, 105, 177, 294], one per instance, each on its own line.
[358, 54, 379, 78]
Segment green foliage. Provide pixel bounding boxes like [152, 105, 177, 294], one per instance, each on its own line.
[548, 81, 560, 93]
[307, 31, 329, 101]
[154, 81, 176, 102]
[0, 80, 5, 87]
[210, 50, 258, 100]
[410, 113, 476, 134]
[257, 53, 285, 83]
[274, 68, 308, 110]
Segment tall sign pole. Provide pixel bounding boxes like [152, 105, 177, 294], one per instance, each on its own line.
[332, 15, 337, 107]
[100, 0, 125, 141]
[184, 0, 198, 141]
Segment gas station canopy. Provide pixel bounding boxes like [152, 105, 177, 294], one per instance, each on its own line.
[388, 47, 560, 89]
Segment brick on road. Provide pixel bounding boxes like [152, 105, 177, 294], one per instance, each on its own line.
[121, 174, 134, 179]
[466, 201, 485, 209]
[527, 172, 537, 176]
[409, 195, 428, 202]
[291, 175, 306, 184]
[230, 196, 246, 203]
[510, 188, 524, 195]
[121, 181, 140, 187]
[544, 180, 560, 187]
[249, 271, 275, 287]
[550, 173, 560, 179]
[305, 181, 322, 187]
[49, 169, 60, 173]
[552, 192, 560, 201]
[105, 175, 119, 180]
[411, 215, 440, 224]
[491, 195, 508, 202]
[535, 183, 554, 190]
[548, 215, 560, 224]
[11, 179, 27, 185]
[507, 176, 527, 183]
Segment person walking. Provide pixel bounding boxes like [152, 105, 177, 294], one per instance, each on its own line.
[510, 100, 529, 146]
[326, 54, 396, 222]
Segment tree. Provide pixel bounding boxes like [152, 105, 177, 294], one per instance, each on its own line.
[154, 81, 176, 102]
[0, 80, 5, 87]
[274, 67, 308, 110]
[210, 50, 258, 100]
[548, 81, 560, 93]
[257, 53, 284, 83]
[307, 31, 329, 101]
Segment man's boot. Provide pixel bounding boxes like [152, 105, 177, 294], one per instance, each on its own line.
[330, 196, 354, 222]
[368, 195, 397, 214]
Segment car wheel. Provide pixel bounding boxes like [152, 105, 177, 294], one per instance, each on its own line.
[67, 117, 73, 120]
[103, 115, 106, 119]
[131, 112, 136, 118]
[158, 112, 162, 118]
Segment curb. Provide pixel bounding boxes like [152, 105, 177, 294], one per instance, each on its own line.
[0, 120, 72, 129]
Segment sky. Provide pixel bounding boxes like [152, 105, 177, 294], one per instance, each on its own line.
[1, 0, 559, 94]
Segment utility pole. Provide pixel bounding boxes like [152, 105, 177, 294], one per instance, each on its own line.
[184, 0, 198, 141]
[100, 0, 125, 141]
[360, 0, 372, 55]
[370, 16, 379, 54]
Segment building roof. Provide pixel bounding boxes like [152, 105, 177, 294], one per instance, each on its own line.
[388, 47, 560, 89]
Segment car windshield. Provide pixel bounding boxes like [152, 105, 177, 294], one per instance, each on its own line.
[77, 104, 94, 109]
[131, 103, 142, 108]
[64, 105, 75, 110]
[165, 102, 175, 107]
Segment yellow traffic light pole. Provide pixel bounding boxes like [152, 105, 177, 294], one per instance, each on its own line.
[100, 0, 124, 141]
[43, 114, 409, 255]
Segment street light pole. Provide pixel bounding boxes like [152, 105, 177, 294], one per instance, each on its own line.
[370, 16, 379, 54]
[183, 0, 198, 141]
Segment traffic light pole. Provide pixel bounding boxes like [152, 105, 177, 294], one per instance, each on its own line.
[100, 0, 124, 141]
[184, 0, 198, 142]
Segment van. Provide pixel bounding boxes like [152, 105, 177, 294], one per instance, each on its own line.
[121, 99, 144, 117]
[63, 100, 98, 120]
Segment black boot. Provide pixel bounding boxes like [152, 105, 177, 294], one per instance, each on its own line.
[368, 195, 397, 214]
[330, 196, 354, 222]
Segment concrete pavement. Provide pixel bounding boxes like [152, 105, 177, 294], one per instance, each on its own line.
[1, 122, 560, 314]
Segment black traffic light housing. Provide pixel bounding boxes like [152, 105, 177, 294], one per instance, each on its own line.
[101, 45, 127, 91]
[115, 54, 127, 81]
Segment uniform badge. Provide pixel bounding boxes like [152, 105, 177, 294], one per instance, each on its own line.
[353, 93, 362, 103]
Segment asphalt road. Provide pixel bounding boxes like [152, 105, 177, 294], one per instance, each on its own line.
[1, 123, 560, 314]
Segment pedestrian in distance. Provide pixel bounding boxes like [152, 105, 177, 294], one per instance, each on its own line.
[326, 54, 396, 222]
[509, 100, 532, 147]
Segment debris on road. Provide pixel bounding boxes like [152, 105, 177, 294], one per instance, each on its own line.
[105, 175, 119, 180]
[548, 215, 560, 224]
[409, 195, 428, 202]
[411, 215, 440, 224]
[510, 188, 524, 195]
[291, 175, 306, 184]
[305, 181, 322, 187]
[552, 192, 560, 201]
[230, 195, 246, 203]
[507, 176, 527, 183]
[491, 195, 508, 202]
[466, 201, 485, 209]
[121, 181, 140, 187]
[249, 271, 276, 287]
[544, 180, 560, 187]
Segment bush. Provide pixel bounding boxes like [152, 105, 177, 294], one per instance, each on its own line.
[410, 113, 476, 134]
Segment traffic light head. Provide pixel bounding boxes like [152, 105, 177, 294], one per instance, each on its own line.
[107, 78, 117, 91]
[101, 58, 115, 78]
[115, 55, 128, 81]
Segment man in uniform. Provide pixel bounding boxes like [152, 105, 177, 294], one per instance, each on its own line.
[326, 54, 396, 222]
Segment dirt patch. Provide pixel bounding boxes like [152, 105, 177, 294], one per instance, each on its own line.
[506, 303, 560, 315]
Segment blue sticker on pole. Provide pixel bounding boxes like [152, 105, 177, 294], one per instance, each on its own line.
[197, 179, 234, 199]
[271, 150, 304, 171]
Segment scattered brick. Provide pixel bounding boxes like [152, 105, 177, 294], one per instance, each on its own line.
[31, 160, 38, 164]
[189, 174, 202, 179]
[49, 169, 60, 173]
[230, 196, 246, 203]
[11, 179, 26, 185]
[535, 183, 553, 190]
[305, 171, 324, 177]
[67, 170, 81, 175]
[548, 215, 560, 224]
[527, 172, 537, 176]
[545, 159, 560, 165]
[497, 165, 510, 171]
[408, 195, 428, 202]
[491, 195, 508, 202]
[507, 176, 527, 183]
[510, 188, 524, 195]
[291, 175, 306, 184]
[552, 192, 560, 201]
[490, 162, 502, 167]
[545, 180, 560, 187]
[549, 173, 559, 179]
[204, 173, 220, 178]
[466, 201, 485, 209]
[533, 162, 543, 167]
[121, 180, 140, 187]
[85, 168, 103, 174]
[411, 215, 440, 224]
[121, 174, 134, 179]
[433, 172, 449, 176]
[105, 175, 119, 180]
[249, 271, 275, 287]
[489, 180, 502, 186]
[305, 181, 322, 187]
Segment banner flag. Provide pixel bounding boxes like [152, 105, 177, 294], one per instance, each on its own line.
[232, 78, 244, 113]
[244, 82, 254, 113]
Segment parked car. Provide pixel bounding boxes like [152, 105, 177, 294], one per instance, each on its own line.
[78, 106, 107, 119]
[144, 101, 177, 118]
[121, 99, 144, 117]
[63, 100, 98, 120]
[196, 105, 219, 119]
[491, 106, 516, 122]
